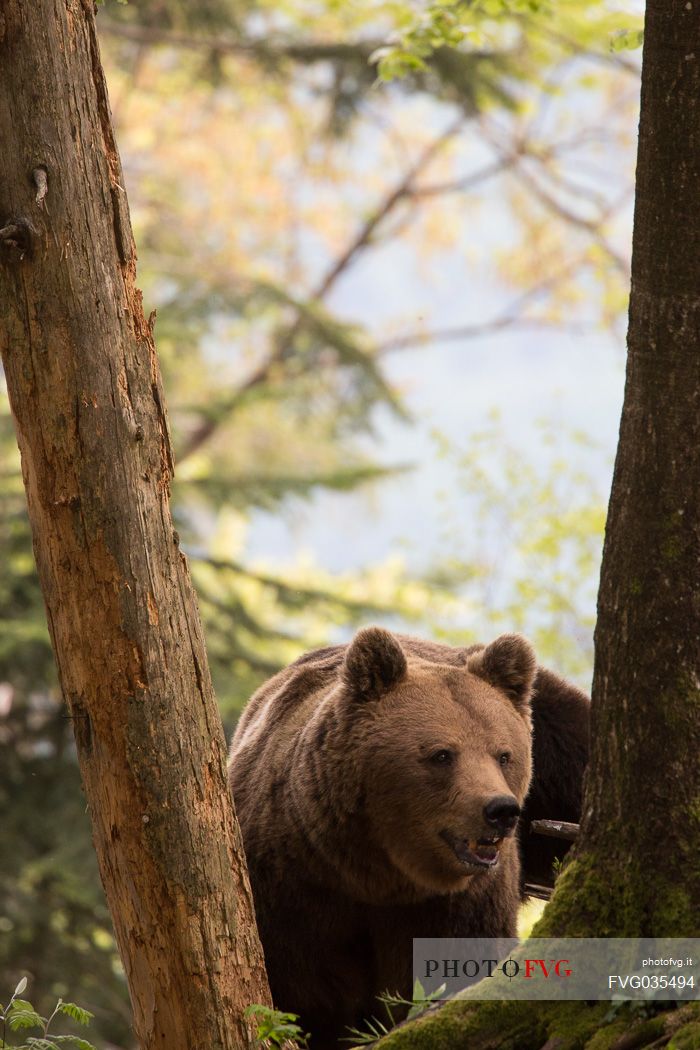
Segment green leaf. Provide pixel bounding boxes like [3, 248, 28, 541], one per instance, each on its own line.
[244, 1004, 308, 1047]
[342, 1016, 390, 1044]
[610, 28, 643, 52]
[56, 1003, 94, 1026]
[376, 49, 429, 82]
[50, 1037, 97, 1050]
[25, 1039, 61, 1050]
[9, 1000, 37, 1013]
[406, 978, 447, 1018]
[412, 977, 426, 1001]
[8, 1008, 45, 1031]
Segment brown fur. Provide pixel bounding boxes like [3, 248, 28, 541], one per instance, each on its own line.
[228, 628, 545, 1047]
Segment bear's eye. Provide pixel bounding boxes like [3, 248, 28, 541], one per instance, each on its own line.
[498, 751, 511, 767]
[429, 749, 454, 766]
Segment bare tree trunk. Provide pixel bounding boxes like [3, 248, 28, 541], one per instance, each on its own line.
[538, 0, 700, 938]
[0, 3, 271, 1048]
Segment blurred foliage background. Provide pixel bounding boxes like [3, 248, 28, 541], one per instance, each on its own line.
[0, 0, 641, 1045]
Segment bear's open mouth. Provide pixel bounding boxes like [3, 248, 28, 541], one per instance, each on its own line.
[440, 831, 504, 870]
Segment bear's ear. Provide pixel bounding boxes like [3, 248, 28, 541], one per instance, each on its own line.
[467, 634, 536, 712]
[342, 627, 407, 701]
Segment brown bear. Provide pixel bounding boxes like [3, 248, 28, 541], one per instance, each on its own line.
[386, 635, 590, 891]
[228, 628, 589, 1047]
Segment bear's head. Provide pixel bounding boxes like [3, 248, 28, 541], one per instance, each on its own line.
[339, 627, 535, 896]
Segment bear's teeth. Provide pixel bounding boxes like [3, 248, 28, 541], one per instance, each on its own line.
[473, 838, 503, 855]
[468, 838, 502, 857]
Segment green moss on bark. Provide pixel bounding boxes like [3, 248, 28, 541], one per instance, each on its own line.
[584, 1020, 636, 1050]
[373, 1001, 609, 1049]
[668, 1020, 700, 1048]
[370, 1000, 540, 1049]
[533, 850, 699, 938]
[532, 855, 629, 936]
[373, 1003, 700, 1050]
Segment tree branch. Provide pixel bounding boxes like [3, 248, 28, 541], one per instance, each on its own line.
[479, 120, 632, 276]
[177, 117, 466, 462]
[313, 116, 466, 301]
[509, 160, 631, 275]
[377, 255, 596, 354]
[98, 17, 379, 65]
[194, 554, 394, 615]
[377, 314, 586, 354]
[404, 157, 509, 200]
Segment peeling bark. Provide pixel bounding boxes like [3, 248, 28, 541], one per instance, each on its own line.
[0, 3, 271, 1048]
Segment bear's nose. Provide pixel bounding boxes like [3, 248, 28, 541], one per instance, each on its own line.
[483, 795, 521, 833]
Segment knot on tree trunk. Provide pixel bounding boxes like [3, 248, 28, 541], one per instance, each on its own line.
[0, 217, 38, 258]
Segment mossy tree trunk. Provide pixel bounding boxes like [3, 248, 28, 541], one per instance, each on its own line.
[537, 0, 700, 939]
[372, 1001, 700, 1050]
[374, 2, 699, 1044]
[0, 3, 271, 1048]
